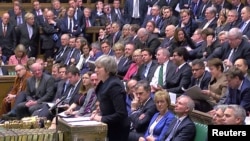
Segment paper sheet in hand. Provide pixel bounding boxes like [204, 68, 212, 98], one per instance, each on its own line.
[184, 85, 209, 100]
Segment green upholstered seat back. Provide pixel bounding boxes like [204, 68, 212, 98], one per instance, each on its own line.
[194, 122, 208, 141]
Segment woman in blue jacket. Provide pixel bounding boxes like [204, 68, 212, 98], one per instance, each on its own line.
[139, 90, 176, 141]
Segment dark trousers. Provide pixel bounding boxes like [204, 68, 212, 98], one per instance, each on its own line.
[15, 102, 44, 119]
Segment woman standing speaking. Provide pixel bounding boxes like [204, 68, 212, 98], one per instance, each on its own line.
[91, 55, 130, 141]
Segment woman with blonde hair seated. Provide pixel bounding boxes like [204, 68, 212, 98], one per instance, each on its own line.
[8, 44, 28, 65]
[138, 90, 175, 141]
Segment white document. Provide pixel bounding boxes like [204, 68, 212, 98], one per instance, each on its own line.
[68, 120, 101, 126]
[62, 117, 91, 122]
[169, 92, 177, 104]
[184, 85, 209, 100]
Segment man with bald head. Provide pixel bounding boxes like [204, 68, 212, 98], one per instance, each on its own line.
[160, 24, 176, 49]
[137, 28, 161, 57]
[0, 12, 16, 59]
[208, 28, 250, 68]
[15, 63, 55, 119]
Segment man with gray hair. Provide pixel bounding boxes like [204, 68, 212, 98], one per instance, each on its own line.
[222, 9, 240, 31]
[223, 104, 246, 125]
[162, 95, 196, 141]
[208, 27, 250, 68]
[199, 6, 217, 30]
[137, 28, 161, 57]
[89, 41, 102, 61]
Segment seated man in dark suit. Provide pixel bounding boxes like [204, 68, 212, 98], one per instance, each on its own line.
[137, 28, 161, 57]
[150, 48, 176, 93]
[165, 47, 192, 96]
[32, 66, 82, 120]
[199, 6, 217, 30]
[128, 80, 157, 141]
[133, 48, 158, 83]
[207, 28, 250, 68]
[117, 43, 135, 79]
[14, 63, 55, 119]
[189, 59, 211, 90]
[189, 59, 212, 112]
[223, 67, 250, 113]
[162, 95, 196, 141]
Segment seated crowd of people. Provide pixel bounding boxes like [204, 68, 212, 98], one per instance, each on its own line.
[0, 0, 250, 141]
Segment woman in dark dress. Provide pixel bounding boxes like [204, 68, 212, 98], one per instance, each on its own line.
[90, 55, 130, 141]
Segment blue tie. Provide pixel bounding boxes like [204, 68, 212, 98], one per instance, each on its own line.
[165, 119, 181, 141]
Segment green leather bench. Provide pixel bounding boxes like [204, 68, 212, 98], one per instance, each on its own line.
[194, 122, 208, 141]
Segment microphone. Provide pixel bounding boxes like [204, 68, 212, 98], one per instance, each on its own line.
[49, 96, 67, 111]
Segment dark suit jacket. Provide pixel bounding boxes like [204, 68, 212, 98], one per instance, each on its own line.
[160, 37, 174, 49]
[199, 18, 217, 30]
[166, 63, 192, 95]
[142, 15, 161, 28]
[163, 60, 177, 89]
[53, 80, 67, 101]
[16, 23, 40, 57]
[0, 22, 16, 58]
[124, 0, 147, 25]
[208, 38, 250, 67]
[133, 60, 158, 82]
[222, 20, 241, 31]
[111, 30, 122, 45]
[26, 73, 55, 103]
[161, 116, 196, 141]
[60, 16, 82, 37]
[117, 57, 133, 77]
[197, 0, 212, 20]
[145, 34, 161, 56]
[224, 78, 250, 112]
[9, 13, 26, 27]
[158, 16, 179, 37]
[216, 0, 232, 13]
[54, 46, 71, 64]
[0, 66, 9, 75]
[62, 79, 82, 105]
[129, 97, 157, 135]
[111, 7, 125, 26]
[233, 3, 245, 17]
[81, 16, 95, 30]
[131, 36, 144, 49]
[157, 0, 179, 17]
[41, 20, 60, 50]
[96, 75, 130, 141]
[100, 13, 120, 26]
[237, 21, 250, 39]
[31, 9, 43, 18]
[37, 15, 46, 27]
[189, 71, 211, 90]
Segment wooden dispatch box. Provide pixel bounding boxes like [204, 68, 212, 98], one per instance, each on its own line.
[58, 118, 107, 141]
